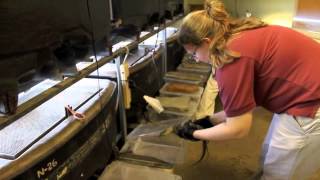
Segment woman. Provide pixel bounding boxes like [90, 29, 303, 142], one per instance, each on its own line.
[176, 0, 320, 179]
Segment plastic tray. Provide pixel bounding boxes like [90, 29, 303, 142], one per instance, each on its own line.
[146, 103, 199, 120]
[121, 137, 185, 164]
[156, 96, 200, 117]
[177, 64, 211, 76]
[127, 119, 184, 143]
[99, 161, 182, 180]
[145, 107, 187, 121]
[163, 71, 207, 87]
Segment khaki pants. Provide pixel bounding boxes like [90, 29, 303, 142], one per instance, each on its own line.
[261, 109, 320, 180]
[195, 73, 219, 119]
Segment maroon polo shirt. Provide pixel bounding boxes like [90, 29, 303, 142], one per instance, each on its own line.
[216, 25, 320, 118]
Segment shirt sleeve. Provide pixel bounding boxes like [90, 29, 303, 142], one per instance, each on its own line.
[215, 57, 256, 117]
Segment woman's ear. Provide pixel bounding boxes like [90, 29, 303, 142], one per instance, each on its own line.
[202, 38, 212, 44]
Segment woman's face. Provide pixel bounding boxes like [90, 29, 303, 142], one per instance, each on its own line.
[184, 40, 211, 64]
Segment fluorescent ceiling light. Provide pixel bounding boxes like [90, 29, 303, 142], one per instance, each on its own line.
[294, 17, 320, 24]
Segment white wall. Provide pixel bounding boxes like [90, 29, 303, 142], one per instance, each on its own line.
[221, 0, 297, 27]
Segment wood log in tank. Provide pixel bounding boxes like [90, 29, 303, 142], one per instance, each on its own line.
[164, 83, 199, 93]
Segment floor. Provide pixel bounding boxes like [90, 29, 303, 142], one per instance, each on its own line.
[175, 107, 271, 180]
[175, 107, 320, 180]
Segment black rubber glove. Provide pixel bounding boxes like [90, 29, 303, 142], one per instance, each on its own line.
[174, 120, 203, 141]
[193, 116, 213, 129]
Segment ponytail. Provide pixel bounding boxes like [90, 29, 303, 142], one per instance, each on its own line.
[178, 0, 267, 68]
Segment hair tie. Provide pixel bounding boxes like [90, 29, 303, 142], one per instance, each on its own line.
[205, 1, 214, 19]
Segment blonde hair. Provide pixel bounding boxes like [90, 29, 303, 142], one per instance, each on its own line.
[178, 0, 267, 68]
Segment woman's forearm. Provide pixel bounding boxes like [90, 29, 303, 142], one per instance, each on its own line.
[194, 111, 253, 141]
[193, 123, 243, 141]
